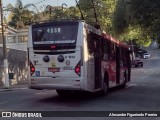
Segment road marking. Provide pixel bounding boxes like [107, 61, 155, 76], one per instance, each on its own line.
[131, 76, 139, 77]
[139, 69, 156, 80]
[126, 84, 137, 88]
[143, 59, 150, 66]
[131, 69, 150, 71]
[0, 101, 8, 105]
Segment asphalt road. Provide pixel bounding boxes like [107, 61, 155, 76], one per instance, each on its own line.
[0, 48, 160, 120]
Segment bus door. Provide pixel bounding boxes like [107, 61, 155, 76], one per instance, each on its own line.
[87, 32, 101, 90]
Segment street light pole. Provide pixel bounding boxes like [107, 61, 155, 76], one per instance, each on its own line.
[0, 0, 9, 88]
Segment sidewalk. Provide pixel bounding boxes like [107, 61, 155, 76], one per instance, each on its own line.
[0, 84, 28, 92]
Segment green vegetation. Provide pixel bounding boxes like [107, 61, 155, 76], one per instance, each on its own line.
[113, 0, 160, 47]
[5, 0, 160, 47]
[6, 0, 37, 29]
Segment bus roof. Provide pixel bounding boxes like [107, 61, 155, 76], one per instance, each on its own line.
[103, 33, 130, 49]
[30, 19, 84, 26]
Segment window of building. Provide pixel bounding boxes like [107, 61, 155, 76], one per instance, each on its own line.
[18, 35, 28, 43]
[8, 36, 16, 43]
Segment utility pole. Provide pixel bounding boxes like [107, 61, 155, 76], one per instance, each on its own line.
[0, 0, 10, 88]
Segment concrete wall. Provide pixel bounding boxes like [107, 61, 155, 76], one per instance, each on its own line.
[0, 48, 27, 86]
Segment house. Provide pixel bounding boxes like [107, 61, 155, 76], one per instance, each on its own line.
[0, 25, 28, 85]
[0, 25, 28, 51]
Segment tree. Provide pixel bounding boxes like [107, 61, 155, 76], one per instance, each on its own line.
[113, 0, 160, 47]
[66, 6, 82, 20]
[112, 0, 127, 35]
[130, 0, 160, 47]
[37, 5, 81, 21]
[119, 25, 151, 47]
[78, 0, 116, 34]
[6, 0, 37, 29]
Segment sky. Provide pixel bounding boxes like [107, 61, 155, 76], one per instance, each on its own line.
[3, 0, 76, 7]
[2, 0, 76, 17]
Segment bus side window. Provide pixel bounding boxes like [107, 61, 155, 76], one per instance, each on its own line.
[119, 47, 123, 67]
[103, 40, 109, 61]
[87, 32, 95, 55]
[106, 40, 113, 61]
[110, 43, 116, 61]
[123, 49, 127, 67]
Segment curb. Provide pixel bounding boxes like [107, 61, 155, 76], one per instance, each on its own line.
[0, 88, 12, 92]
[0, 85, 29, 92]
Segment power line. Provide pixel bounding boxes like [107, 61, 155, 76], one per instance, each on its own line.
[26, 0, 50, 12]
[27, 0, 50, 6]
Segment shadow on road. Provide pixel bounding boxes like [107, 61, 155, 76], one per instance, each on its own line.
[35, 86, 127, 105]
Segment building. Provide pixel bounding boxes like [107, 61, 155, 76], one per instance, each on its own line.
[0, 25, 28, 51]
[0, 25, 28, 85]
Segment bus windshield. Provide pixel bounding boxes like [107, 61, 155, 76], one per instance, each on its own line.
[32, 22, 78, 45]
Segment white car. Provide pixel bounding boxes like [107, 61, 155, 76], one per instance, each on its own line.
[143, 53, 150, 59]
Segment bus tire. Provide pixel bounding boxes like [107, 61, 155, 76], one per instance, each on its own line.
[101, 73, 109, 95]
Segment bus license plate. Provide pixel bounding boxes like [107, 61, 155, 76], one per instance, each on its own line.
[48, 68, 60, 72]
